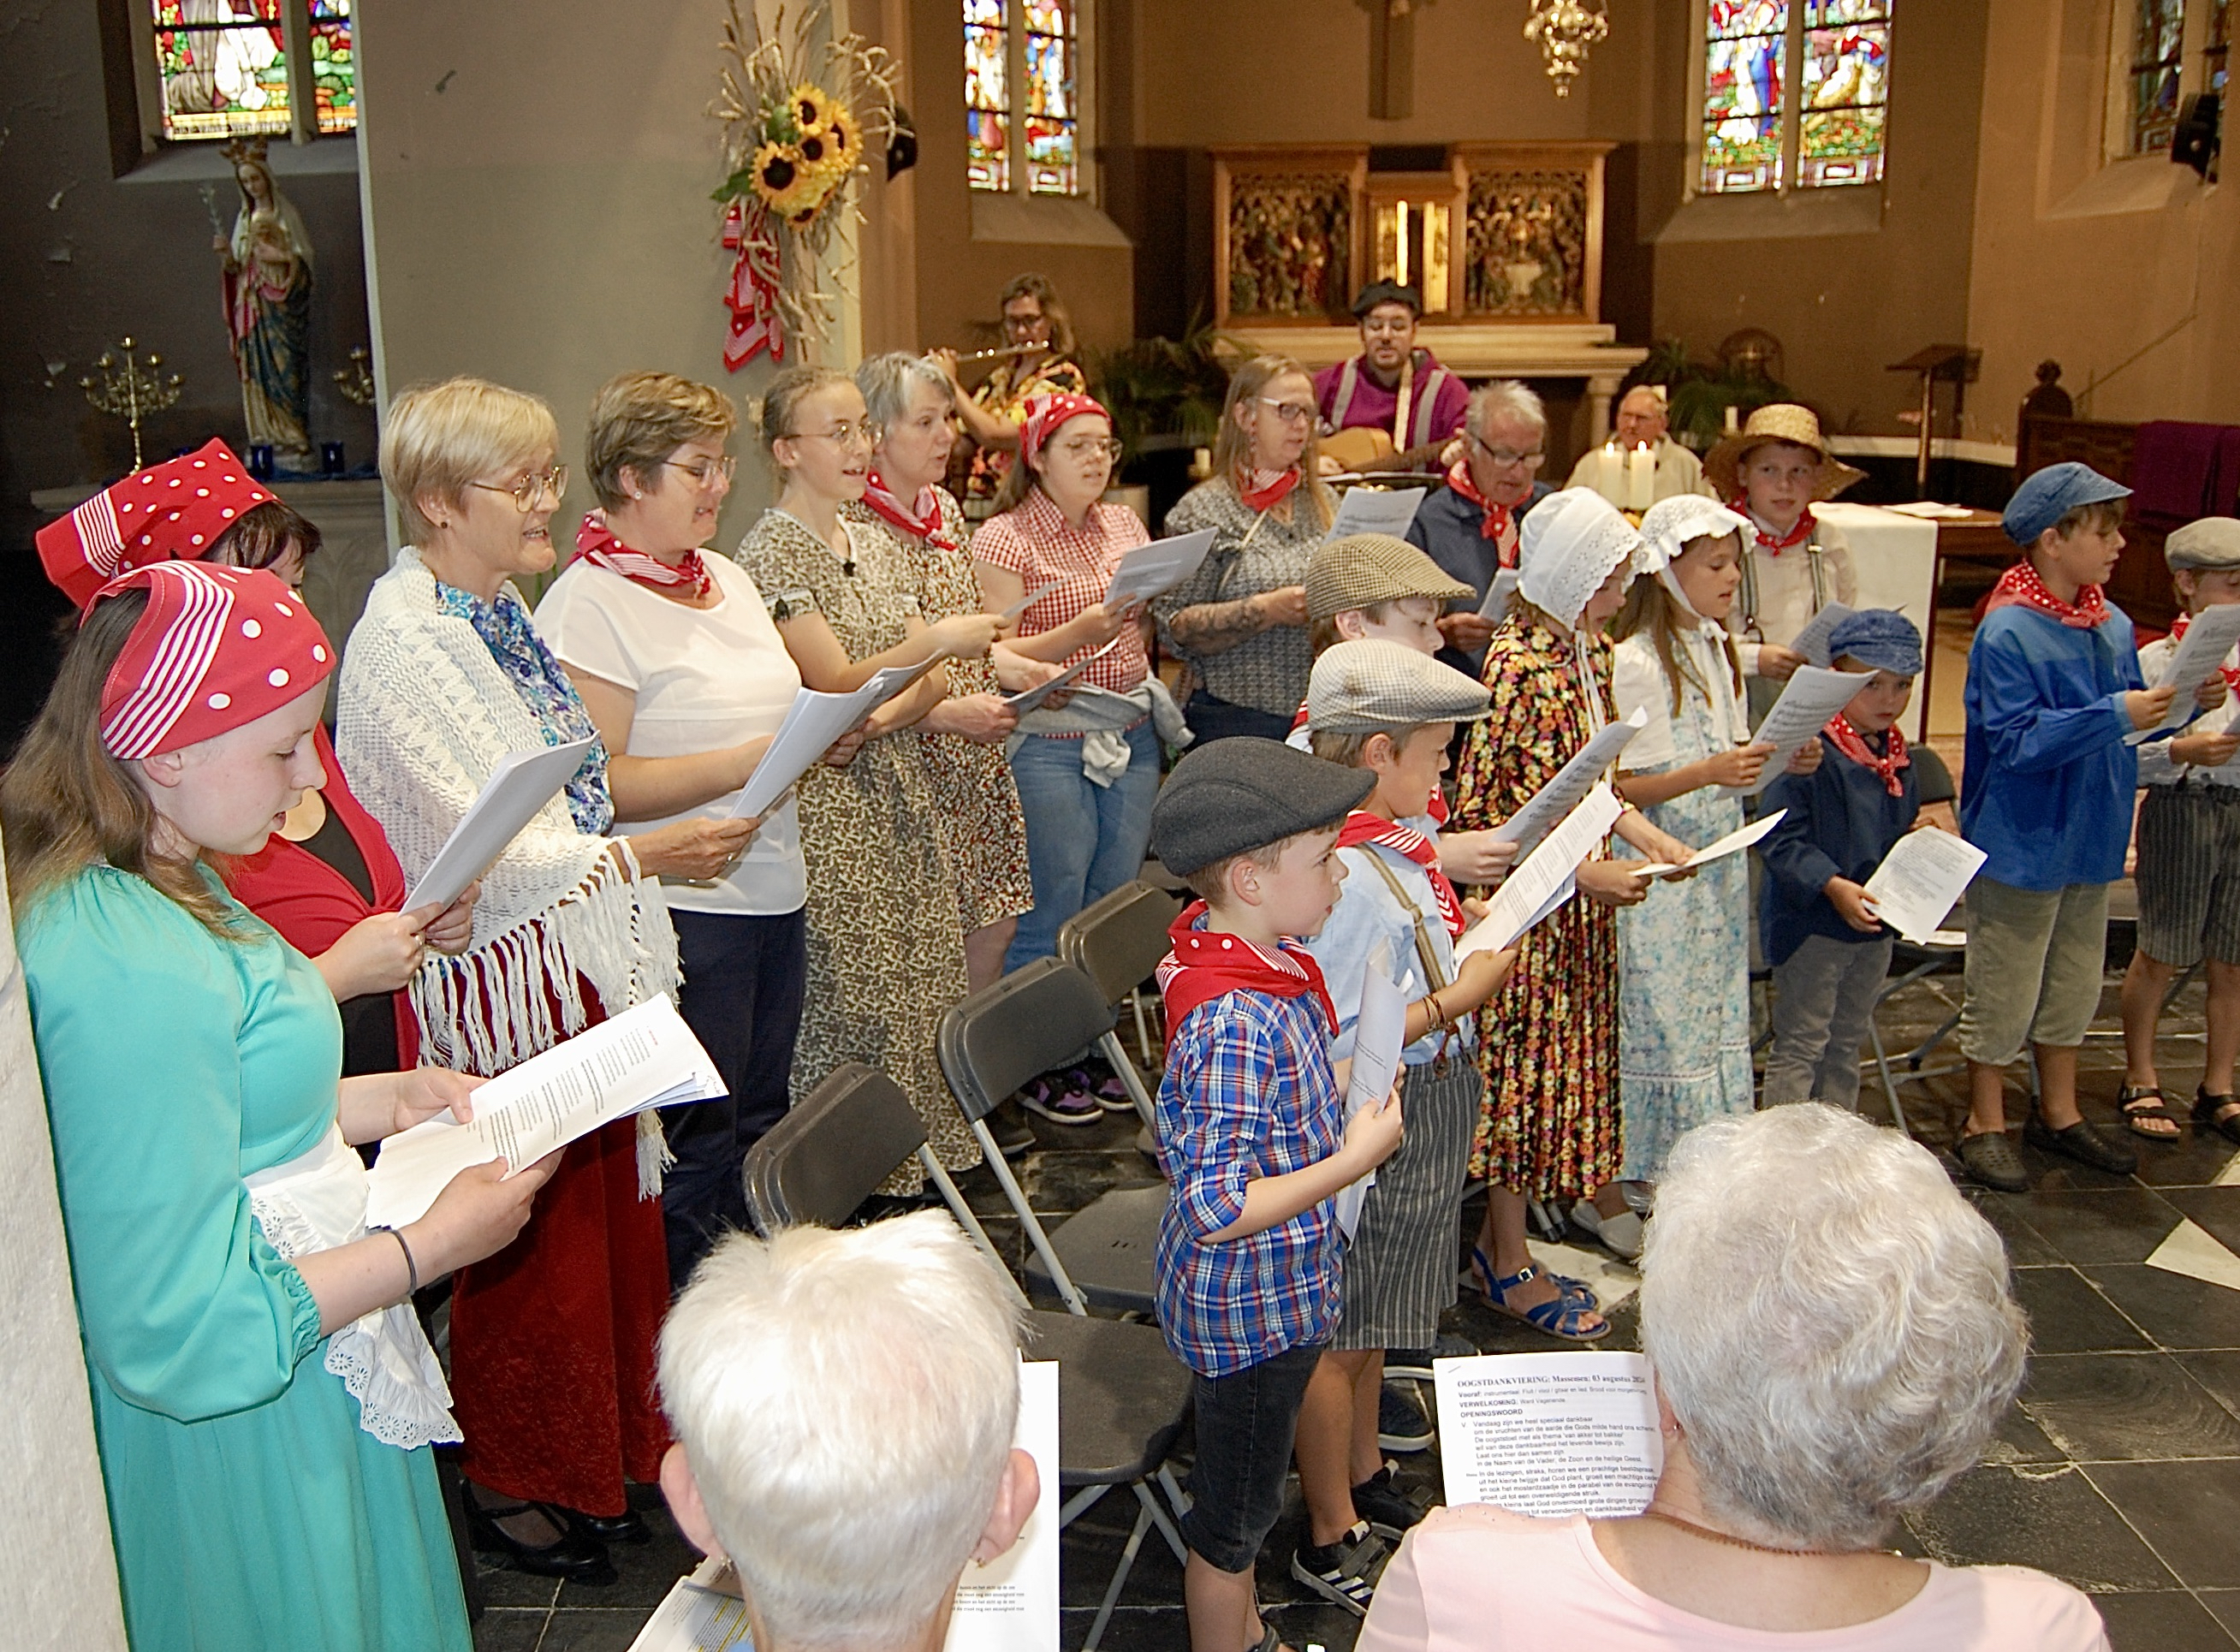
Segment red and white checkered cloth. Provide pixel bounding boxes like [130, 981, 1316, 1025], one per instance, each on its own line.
[970, 490, 1152, 694]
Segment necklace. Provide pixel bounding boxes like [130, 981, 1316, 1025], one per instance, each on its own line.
[1642, 1506, 1842, 1558]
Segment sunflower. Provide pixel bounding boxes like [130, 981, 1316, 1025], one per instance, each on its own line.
[749, 140, 824, 217]
[790, 83, 837, 138]
[823, 103, 862, 169]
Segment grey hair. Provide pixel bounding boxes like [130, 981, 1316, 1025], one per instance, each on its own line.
[1640, 1105, 2029, 1551]
[1468, 379, 1547, 443]
[856, 351, 954, 432]
[658, 1213, 1025, 1650]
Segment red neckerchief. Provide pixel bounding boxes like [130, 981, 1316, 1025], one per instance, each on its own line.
[2169, 612, 2240, 691]
[1982, 560, 2109, 630]
[1336, 811, 1465, 938]
[574, 511, 712, 599]
[1289, 701, 1451, 822]
[1824, 715, 1910, 799]
[1156, 900, 1337, 1034]
[1731, 497, 1816, 557]
[1446, 458, 1514, 551]
[1239, 466, 1303, 514]
[861, 469, 960, 554]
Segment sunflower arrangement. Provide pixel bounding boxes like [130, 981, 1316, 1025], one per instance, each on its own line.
[711, 2, 900, 365]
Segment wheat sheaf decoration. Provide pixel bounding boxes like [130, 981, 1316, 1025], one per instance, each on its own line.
[711, 0, 901, 369]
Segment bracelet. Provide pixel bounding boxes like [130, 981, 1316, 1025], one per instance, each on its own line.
[1423, 989, 1450, 1035]
[374, 1225, 419, 1298]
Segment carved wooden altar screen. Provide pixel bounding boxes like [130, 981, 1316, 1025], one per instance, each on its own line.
[1213, 149, 1369, 326]
[1451, 144, 1606, 323]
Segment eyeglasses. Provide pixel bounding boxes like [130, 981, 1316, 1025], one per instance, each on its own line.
[664, 455, 738, 486]
[1258, 397, 1316, 426]
[787, 420, 874, 449]
[1003, 310, 1050, 335]
[1053, 436, 1126, 462]
[469, 466, 568, 510]
[1361, 316, 1416, 336]
[1467, 432, 1545, 469]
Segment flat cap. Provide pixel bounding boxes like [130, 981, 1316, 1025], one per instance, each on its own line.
[1351, 280, 1423, 318]
[1308, 639, 1490, 734]
[1149, 738, 1374, 877]
[2166, 517, 2240, 572]
[1826, 609, 1923, 677]
[1305, 532, 1475, 621]
[2003, 461, 2130, 547]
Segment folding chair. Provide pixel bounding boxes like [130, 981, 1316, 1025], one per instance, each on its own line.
[741, 1062, 1191, 1650]
[1056, 879, 1181, 1132]
[1864, 746, 1966, 1138]
[939, 957, 1166, 1315]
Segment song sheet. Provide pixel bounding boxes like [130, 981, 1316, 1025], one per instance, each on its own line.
[1001, 638, 1125, 716]
[1787, 601, 1857, 669]
[2127, 601, 2240, 744]
[1863, 827, 1988, 943]
[730, 659, 946, 819]
[1626, 808, 1788, 879]
[1102, 529, 1216, 610]
[1324, 486, 1426, 543]
[1457, 783, 1625, 961]
[1741, 665, 1875, 794]
[1434, 1352, 1662, 1518]
[1476, 567, 1522, 621]
[365, 995, 723, 1228]
[626, 1559, 754, 1652]
[404, 737, 597, 911]
[946, 1361, 1060, 1652]
[1334, 959, 1405, 1239]
[995, 579, 1065, 621]
[1488, 708, 1648, 854]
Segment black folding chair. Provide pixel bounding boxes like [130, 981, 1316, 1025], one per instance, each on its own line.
[1865, 746, 1966, 1138]
[1056, 879, 1181, 1132]
[741, 1062, 1191, 1650]
[939, 958, 1166, 1316]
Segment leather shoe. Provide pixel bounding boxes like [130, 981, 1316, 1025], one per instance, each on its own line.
[1958, 1129, 2028, 1193]
[2024, 1114, 2138, 1177]
[466, 1498, 615, 1584]
[562, 1506, 650, 1546]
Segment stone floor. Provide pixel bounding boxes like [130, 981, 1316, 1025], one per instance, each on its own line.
[475, 956, 2240, 1652]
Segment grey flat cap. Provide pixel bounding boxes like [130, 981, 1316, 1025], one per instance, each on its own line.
[2167, 517, 2240, 571]
[1149, 738, 1374, 877]
[1307, 639, 1491, 734]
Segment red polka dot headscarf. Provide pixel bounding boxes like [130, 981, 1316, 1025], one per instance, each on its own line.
[35, 439, 276, 610]
[91, 562, 333, 760]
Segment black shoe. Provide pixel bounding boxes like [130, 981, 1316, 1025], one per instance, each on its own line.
[1352, 1461, 1434, 1539]
[561, 1506, 650, 1546]
[2024, 1114, 2138, 1177]
[1958, 1129, 2029, 1193]
[467, 1498, 616, 1584]
[990, 1099, 1036, 1158]
[1376, 1380, 1434, 1453]
[1290, 1520, 1392, 1616]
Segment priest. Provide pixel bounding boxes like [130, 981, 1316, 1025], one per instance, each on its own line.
[1564, 383, 1715, 503]
[1314, 281, 1470, 473]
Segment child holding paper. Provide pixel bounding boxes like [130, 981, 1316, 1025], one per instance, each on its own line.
[1757, 610, 1925, 1110]
[1954, 463, 2217, 1191]
[2120, 518, 2240, 1145]
[1293, 641, 1518, 1608]
[1145, 739, 1406, 1652]
[1604, 497, 1819, 1230]
[1449, 491, 1693, 1336]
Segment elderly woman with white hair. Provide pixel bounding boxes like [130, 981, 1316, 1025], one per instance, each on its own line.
[1407, 381, 1556, 671]
[657, 1212, 1039, 1652]
[1358, 1104, 2108, 1649]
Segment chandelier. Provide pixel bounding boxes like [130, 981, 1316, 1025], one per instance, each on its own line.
[1524, 0, 1608, 98]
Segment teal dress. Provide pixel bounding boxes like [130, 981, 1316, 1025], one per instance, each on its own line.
[18, 866, 470, 1652]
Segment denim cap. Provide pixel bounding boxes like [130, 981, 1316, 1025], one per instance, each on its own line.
[1826, 608, 1923, 678]
[2002, 462, 2131, 547]
[1149, 737, 1374, 877]
[2166, 517, 2240, 572]
[1308, 639, 1491, 734]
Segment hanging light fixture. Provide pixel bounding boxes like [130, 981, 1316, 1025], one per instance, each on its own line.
[1524, 0, 1608, 98]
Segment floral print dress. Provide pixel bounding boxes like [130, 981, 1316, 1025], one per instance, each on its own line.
[1448, 614, 1624, 1200]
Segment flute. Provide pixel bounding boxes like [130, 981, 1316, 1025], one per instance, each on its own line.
[936, 342, 1042, 366]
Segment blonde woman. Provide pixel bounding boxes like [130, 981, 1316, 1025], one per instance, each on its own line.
[1156, 354, 1334, 744]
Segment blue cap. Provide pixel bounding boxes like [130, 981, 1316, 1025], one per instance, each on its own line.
[1826, 609, 1922, 677]
[2003, 462, 2131, 547]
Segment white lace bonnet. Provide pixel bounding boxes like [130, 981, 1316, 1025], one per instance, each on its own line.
[1517, 488, 1652, 629]
[1639, 495, 1751, 621]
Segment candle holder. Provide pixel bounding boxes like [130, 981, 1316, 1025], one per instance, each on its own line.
[80, 337, 184, 472]
[333, 347, 377, 409]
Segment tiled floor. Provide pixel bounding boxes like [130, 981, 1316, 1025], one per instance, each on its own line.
[475, 964, 2240, 1652]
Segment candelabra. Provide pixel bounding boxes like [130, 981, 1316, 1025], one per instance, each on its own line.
[333, 346, 377, 409]
[1524, 0, 1609, 98]
[80, 337, 184, 472]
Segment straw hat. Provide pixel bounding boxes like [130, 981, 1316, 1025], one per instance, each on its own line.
[1702, 403, 1866, 503]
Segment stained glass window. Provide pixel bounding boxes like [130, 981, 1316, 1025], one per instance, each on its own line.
[965, 0, 1010, 192]
[153, 0, 291, 141]
[1023, 2, 1078, 195]
[308, 0, 354, 136]
[2209, 0, 2232, 98]
[1800, 0, 1892, 187]
[1701, 2, 1788, 193]
[2129, 0, 2187, 152]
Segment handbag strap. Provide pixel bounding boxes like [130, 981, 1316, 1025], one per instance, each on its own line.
[1358, 846, 1453, 995]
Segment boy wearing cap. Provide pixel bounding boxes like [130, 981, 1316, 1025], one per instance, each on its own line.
[1289, 642, 1516, 1608]
[1757, 609, 1925, 1110]
[1955, 463, 2215, 1190]
[1147, 739, 1408, 1652]
[2120, 518, 2240, 1147]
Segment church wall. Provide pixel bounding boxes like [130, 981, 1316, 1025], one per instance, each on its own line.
[1962, 0, 2240, 437]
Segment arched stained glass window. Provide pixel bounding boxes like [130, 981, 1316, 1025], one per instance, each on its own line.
[151, 0, 354, 142]
[1697, 0, 1892, 195]
[965, 0, 1084, 198]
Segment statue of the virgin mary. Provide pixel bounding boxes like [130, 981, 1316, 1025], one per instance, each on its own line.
[214, 136, 314, 469]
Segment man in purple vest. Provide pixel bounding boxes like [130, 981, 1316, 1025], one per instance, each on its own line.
[1313, 281, 1470, 474]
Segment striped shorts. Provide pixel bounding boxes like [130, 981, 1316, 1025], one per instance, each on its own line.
[1333, 1058, 1482, 1352]
[2136, 783, 2240, 970]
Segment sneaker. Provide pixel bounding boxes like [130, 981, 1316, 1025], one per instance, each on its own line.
[1376, 1381, 1434, 1453]
[1351, 1462, 1434, 1539]
[989, 1099, 1036, 1159]
[1019, 1074, 1101, 1126]
[1958, 1128, 2028, 1193]
[1070, 1064, 1141, 1114]
[1289, 1520, 1391, 1616]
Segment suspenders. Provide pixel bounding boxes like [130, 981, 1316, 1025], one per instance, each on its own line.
[1737, 528, 1828, 643]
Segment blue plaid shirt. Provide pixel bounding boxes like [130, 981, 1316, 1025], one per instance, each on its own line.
[1153, 982, 1345, 1378]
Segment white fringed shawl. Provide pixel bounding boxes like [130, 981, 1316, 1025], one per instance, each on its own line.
[336, 549, 680, 1190]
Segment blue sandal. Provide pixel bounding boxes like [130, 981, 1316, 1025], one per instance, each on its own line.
[1470, 1246, 1599, 1311]
[1483, 1262, 1609, 1341]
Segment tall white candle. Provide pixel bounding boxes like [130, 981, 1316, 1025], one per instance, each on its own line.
[1626, 443, 1655, 511]
[1595, 443, 1624, 506]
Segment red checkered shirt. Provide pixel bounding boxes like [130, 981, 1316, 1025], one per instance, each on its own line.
[969, 491, 1151, 694]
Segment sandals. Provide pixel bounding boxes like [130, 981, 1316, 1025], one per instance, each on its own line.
[2023, 1114, 2139, 1177]
[1469, 1245, 1598, 1310]
[2118, 1084, 2183, 1141]
[2196, 1086, 2240, 1145]
[1482, 1262, 1609, 1342]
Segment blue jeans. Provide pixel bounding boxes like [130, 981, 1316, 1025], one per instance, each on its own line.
[1005, 721, 1162, 972]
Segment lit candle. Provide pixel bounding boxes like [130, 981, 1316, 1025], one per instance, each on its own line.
[1626, 443, 1655, 511]
[1595, 443, 1624, 505]
[1723, 404, 1741, 434]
